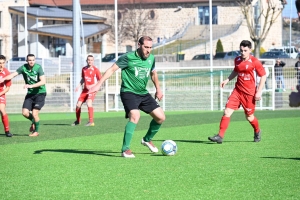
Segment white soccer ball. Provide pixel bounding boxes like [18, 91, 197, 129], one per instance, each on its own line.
[161, 140, 177, 156]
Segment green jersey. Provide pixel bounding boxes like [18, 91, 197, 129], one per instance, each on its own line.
[16, 63, 46, 94]
[116, 51, 155, 95]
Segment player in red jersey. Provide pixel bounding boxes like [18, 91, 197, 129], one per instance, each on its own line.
[71, 55, 101, 126]
[0, 55, 12, 137]
[208, 40, 266, 144]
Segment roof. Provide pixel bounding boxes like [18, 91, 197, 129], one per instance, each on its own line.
[28, 0, 224, 6]
[28, 24, 111, 39]
[9, 6, 106, 22]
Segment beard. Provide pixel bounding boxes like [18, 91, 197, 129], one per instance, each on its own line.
[138, 48, 149, 59]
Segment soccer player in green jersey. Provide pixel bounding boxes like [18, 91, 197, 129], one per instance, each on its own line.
[0, 54, 46, 137]
[89, 36, 165, 158]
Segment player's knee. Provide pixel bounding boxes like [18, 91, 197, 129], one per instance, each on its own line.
[245, 114, 254, 121]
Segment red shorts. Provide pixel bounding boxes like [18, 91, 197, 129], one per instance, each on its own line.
[0, 95, 6, 105]
[78, 91, 96, 103]
[225, 89, 255, 115]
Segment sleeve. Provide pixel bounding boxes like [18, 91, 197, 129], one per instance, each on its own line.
[37, 65, 45, 76]
[233, 58, 238, 72]
[81, 68, 84, 79]
[255, 59, 266, 77]
[4, 69, 11, 87]
[96, 68, 101, 81]
[151, 58, 156, 72]
[115, 54, 128, 69]
[16, 65, 24, 74]
[281, 61, 286, 67]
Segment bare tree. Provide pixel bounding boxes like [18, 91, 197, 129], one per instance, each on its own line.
[237, 0, 285, 57]
[107, 3, 156, 49]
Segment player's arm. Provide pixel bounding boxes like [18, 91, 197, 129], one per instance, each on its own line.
[24, 75, 46, 89]
[151, 69, 163, 101]
[0, 72, 18, 83]
[75, 78, 84, 92]
[220, 71, 238, 88]
[88, 63, 119, 93]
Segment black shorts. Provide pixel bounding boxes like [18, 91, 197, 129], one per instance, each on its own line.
[23, 93, 46, 111]
[120, 92, 160, 118]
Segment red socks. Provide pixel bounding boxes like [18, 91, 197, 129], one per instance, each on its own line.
[88, 107, 94, 123]
[2, 114, 9, 132]
[249, 117, 260, 133]
[76, 107, 81, 122]
[219, 116, 230, 138]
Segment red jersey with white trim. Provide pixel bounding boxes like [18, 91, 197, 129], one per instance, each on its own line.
[234, 55, 265, 96]
[82, 66, 101, 90]
[0, 68, 11, 92]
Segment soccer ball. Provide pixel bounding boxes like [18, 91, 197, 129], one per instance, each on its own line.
[161, 140, 177, 156]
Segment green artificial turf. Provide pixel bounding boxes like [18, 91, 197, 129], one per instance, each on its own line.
[0, 110, 299, 199]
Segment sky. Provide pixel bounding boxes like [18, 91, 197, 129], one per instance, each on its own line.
[282, 0, 298, 18]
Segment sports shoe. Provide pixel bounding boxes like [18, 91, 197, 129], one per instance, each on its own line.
[208, 134, 223, 144]
[71, 121, 80, 126]
[121, 149, 135, 158]
[85, 122, 95, 126]
[5, 131, 13, 137]
[29, 123, 35, 132]
[254, 130, 261, 142]
[141, 138, 159, 153]
[29, 132, 39, 137]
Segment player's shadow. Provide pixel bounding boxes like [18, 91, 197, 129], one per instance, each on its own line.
[261, 156, 300, 161]
[43, 124, 72, 126]
[0, 133, 28, 137]
[34, 149, 121, 157]
[153, 139, 251, 144]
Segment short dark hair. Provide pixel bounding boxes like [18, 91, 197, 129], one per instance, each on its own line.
[240, 40, 252, 49]
[138, 36, 153, 45]
[261, 61, 265, 65]
[0, 55, 6, 61]
[87, 55, 94, 59]
[27, 54, 35, 59]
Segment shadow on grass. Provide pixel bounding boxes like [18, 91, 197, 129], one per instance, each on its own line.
[154, 139, 252, 144]
[33, 149, 154, 157]
[0, 133, 28, 137]
[261, 156, 300, 161]
[34, 149, 121, 157]
[43, 124, 71, 126]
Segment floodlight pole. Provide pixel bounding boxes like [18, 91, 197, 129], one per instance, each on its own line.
[72, 0, 81, 111]
[209, 0, 213, 111]
[24, 0, 28, 56]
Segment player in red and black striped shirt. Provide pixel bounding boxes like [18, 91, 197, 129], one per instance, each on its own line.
[208, 40, 266, 144]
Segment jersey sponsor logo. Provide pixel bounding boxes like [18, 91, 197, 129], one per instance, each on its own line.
[148, 60, 152, 65]
[134, 67, 150, 78]
[246, 65, 248, 69]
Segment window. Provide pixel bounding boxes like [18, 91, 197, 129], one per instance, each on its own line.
[198, 6, 218, 25]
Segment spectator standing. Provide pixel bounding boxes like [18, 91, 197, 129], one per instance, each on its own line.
[274, 59, 286, 91]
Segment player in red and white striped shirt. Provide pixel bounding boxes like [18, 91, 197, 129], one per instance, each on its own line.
[208, 40, 266, 143]
[0, 55, 12, 137]
[71, 55, 101, 126]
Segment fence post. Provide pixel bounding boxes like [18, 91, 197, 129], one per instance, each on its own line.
[70, 72, 73, 112]
[58, 56, 61, 75]
[162, 70, 165, 111]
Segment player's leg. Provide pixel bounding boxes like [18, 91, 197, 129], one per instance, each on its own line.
[72, 99, 83, 126]
[85, 93, 96, 126]
[29, 93, 46, 137]
[120, 92, 141, 158]
[139, 94, 165, 152]
[275, 76, 280, 88]
[22, 94, 35, 131]
[208, 90, 239, 143]
[241, 93, 261, 142]
[0, 102, 12, 137]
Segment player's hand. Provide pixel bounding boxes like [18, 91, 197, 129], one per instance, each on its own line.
[155, 90, 163, 101]
[255, 92, 262, 101]
[220, 79, 229, 88]
[24, 84, 33, 89]
[88, 83, 101, 94]
[75, 86, 80, 92]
